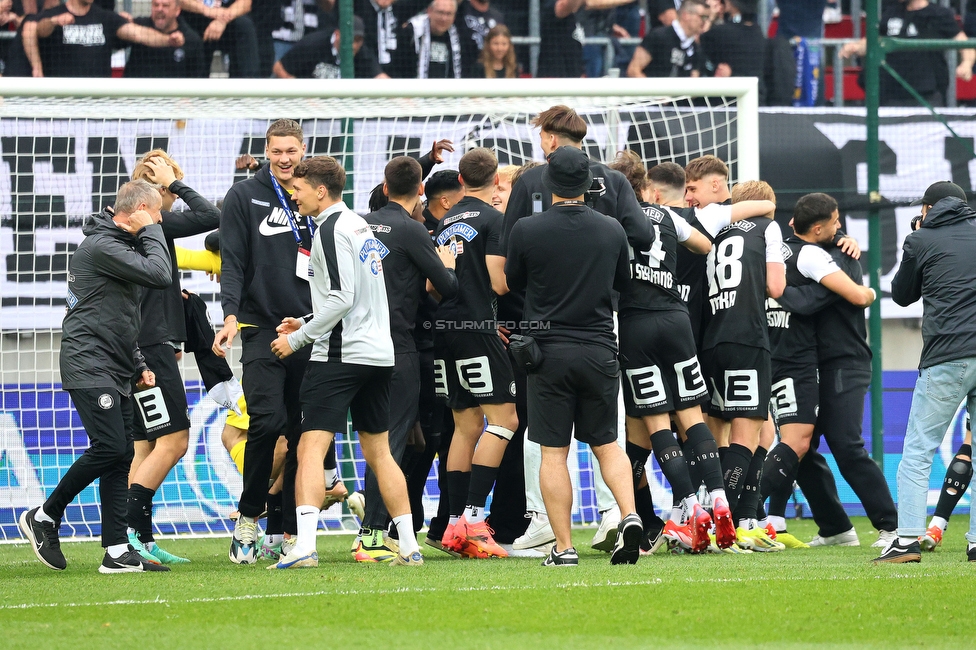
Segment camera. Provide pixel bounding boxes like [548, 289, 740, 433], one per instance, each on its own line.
[911, 214, 923, 231]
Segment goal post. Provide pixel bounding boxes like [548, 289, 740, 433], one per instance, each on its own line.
[0, 77, 760, 542]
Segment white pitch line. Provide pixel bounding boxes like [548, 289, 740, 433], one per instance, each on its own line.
[0, 572, 947, 611]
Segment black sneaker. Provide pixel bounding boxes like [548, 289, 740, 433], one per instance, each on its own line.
[19, 507, 66, 571]
[610, 513, 643, 565]
[872, 537, 921, 564]
[99, 546, 172, 574]
[967, 544, 976, 562]
[542, 546, 579, 567]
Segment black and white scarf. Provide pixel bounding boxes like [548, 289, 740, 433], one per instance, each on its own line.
[372, 0, 398, 66]
[408, 13, 462, 79]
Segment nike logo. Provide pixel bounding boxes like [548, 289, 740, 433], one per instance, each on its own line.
[779, 469, 788, 477]
[258, 207, 300, 237]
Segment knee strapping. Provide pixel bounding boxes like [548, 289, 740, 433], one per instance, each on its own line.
[485, 424, 515, 441]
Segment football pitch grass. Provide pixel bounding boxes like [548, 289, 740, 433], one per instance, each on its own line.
[1, 517, 973, 649]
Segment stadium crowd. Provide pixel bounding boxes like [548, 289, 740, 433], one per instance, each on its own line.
[16, 104, 976, 572]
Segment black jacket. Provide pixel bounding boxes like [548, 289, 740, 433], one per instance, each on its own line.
[139, 180, 220, 347]
[892, 197, 976, 368]
[220, 165, 313, 328]
[60, 212, 172, 395]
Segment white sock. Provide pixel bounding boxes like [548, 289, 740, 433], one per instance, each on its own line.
[393, 515, 420, 555]
[464, 505, 485, 524]
[264, 534, 283, 546]
[295, 505, 320, 555]
[107, 543, 130, 558]
[769, 515, 787, 532]
[738, 518, 752, 530]
[709, 488, 728, 505]
[681, 495, 700, 521]
[757, 516, 769, 528]
[669, 505, 683, 523]
[323, 468, 339, 489]
[898, 536, 916, 546]
[34, 507, 54, 524]
[449, 515, 459, 526]
[929, 516, 948, 531]
[969, 542, 976, 552]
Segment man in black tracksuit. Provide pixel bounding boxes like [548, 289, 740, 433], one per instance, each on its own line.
[356, 156, 458, 561]
[19, 180, 172, 574]
[214, 119, 314, 564]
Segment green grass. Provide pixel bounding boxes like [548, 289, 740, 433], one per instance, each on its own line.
[0, 517, 973, 649]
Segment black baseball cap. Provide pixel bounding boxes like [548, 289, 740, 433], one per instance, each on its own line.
[543, 146, 593, 198]
[911, 180, 967, 206]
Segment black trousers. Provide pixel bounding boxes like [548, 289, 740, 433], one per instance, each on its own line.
[796, 367, 897, 536]
[239, 328, 310, 533]
[363, 352, 420, 529]
[45, 388, 135, 548]
[486, 350, 528, 544]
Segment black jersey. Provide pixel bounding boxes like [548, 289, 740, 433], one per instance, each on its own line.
[365, 203, 458, 354]
[434, 196, 504, 334]
[619, 202, 695, 314]
[675, 202, 734, 346]
[702, 216, 783, 351]
[767, 237, 840, 365]
[816, 245, 871, 371]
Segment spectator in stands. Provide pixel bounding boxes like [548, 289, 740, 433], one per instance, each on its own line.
[272, 0, 334, 62]
[273, 14, 389, 78]
[125, 0, 206, 78]
[250, 0, 282, 76]
[392, 0, 464, 79]
[704, 0, 723, 25]
[455, 0, 503, 66]
[841, 0, 974, 107]
[775, 0, 825, 41]
[653, 0, 680, 26]
[0, 0, 26, 76]
[22, 0, 186, 77]
[626, 0, 708, 78]
[178, 0, 260, 77]
[348, 0, 425, 76]
[612, 0, 641, 69]
[538, 0, 585, 77]
[470, 23, 518, 77]
[579, 1, 639, 77]
[700, 0, 766, 82]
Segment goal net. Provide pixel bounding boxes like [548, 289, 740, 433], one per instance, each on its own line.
[0, 77, 760, 541]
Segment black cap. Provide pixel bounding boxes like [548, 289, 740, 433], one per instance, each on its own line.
[353, 15, 365, 38]
[911, 181, 967, 206]
[543, 146, 593, 198]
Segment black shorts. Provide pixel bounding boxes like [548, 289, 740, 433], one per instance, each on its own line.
[434, 331, 516, 410]
[299, 361, 392, 434]
[526, 341, 619, 448]
[389, 351, 421, 440]
[619, 311, 709, 417]
[700, 344, 771, 420]
[132, 343, 190, 441]
[770, 361, 819, 426]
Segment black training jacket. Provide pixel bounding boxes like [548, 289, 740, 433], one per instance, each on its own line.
[219, 165, 313, 328]
[60, 211, 172, 395]
[139, 180, 220, 347]
[892, 196, 976, 368]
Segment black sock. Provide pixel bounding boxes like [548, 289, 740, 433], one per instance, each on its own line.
[719, 445, 728, 463]
[265, 491, 283, 536]
[767, 478, 792, 518]
[466, 464, 498, 509]
[447, 470, 470, 518]
[721, 443, 753, 511]
[126, 483, 155, 542]
[760, 442, 799, 502]
[733, 446, 766, 525]
[635, 482, 664, 533]
[756, 501, 767, 522]
[934, 443, 973, 521]
[626, 441, 651, 485]
[649, 429, 695, 502]
[685, 423, 724, 493]
[323, 440, 337, 470]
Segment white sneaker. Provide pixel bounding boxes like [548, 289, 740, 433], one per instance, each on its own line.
[871, 530, 898, 548]
[591, 504, 621, 552]
[512, 511, 556, 550]
[347, 491, 365, 522]
[808, 527, 860, 547]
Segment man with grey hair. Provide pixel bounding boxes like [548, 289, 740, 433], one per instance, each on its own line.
[392, 0, 464, 79]
[19, 179, 174, 574]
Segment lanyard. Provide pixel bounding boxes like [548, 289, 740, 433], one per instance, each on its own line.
[269, 173, 315, 246]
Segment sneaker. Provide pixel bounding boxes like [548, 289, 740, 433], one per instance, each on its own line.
[147, 541, 190, 564]
[689, 504, 712, 554]
[229, 516, 259, 564]
[640, 526, 666, 556]
[281, 536, 299, 559]
[921, 525, 944, 552]
[355, 529, 397, 563]
[512, 511, 556, 550]
[440, 522, 466, 556]
[772, 531, 810, 549]
[662, 519, 694, 550]
[501, 543, 549, 558]
[591, 505, 621, 552]
[808, 528, 860, 547]
[391, 550, 424, 566]
[18, 508, 66, 571]
[322, 480, 348, 510]
[872, 530, 898, 549]
[872, 537, 921, 564]
[424, 534, 460, 558]
[457, 517, 508, 558]
[711, 497, 735, 549]
[99, 546, 171, 574]
[967, 543, 976, 561]
[542, 546, 579, 567]
[707, 534, 753, 554]
[127, 530, 161, 564]
[257, 535, 282, 561]
[764, 523, 778, 539]
[268, 549, 319, 569]
[347, 491, 365, 521]
[610, 513, 642, 565]
[737, 526, 784, 552]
